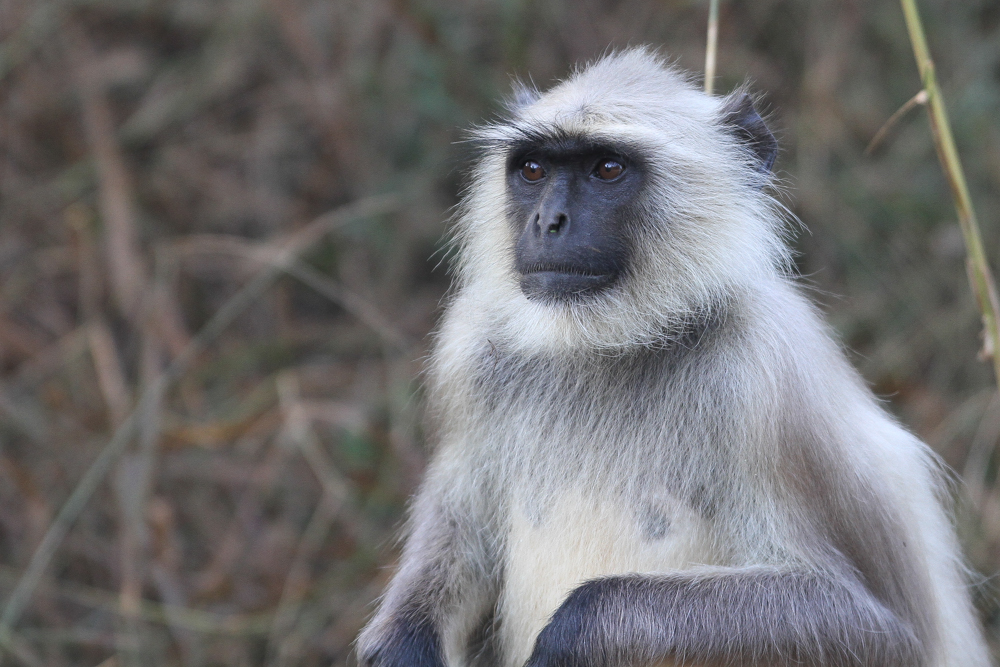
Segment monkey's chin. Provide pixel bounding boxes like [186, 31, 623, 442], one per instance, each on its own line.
[518, 271, 617, 302]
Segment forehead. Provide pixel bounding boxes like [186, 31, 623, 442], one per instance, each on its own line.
[504, 128, 645, 165]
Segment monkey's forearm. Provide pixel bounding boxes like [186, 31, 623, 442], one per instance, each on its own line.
[359, 609, 445, 667]
[357, 496, 499, 667]
[525, 570, 923, 667]
[357, 558, 490, 667]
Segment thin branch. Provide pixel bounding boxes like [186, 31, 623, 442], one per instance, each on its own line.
[962, 392, 1000, 505]
[0, 194, 400, 653]
[280, 261, 412, 351]
[900, 0, 1000, 389]
[0, 633, 42, 667]
[704, 0, 720, 95]
[267, 375, 349, 666]
[0, 565, 270, 636]
[864, 89, 928, 156]
[66, 23, 149, 321]
[168, 234, 413, 351]
[87, 322, 131, 426]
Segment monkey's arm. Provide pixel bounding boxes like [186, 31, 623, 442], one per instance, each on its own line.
[357, 454, 498, 667]
[525, 568, 923, 667]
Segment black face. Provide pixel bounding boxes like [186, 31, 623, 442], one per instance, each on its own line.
[507, 137, 645, 302]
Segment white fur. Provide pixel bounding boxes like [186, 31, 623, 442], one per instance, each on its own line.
[501, 487, 720, 666]
[359, 48, 991, 667]
[449, 49, 788, 355]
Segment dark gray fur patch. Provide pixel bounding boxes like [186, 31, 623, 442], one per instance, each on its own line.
[688, 482, 718, 520]
[639, 506, 671, 541]
[472, 306, 723, 413]
[469, 305, 732, 510]
[464, 603, 501, 667]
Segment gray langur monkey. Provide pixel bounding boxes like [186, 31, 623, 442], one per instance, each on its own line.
[356, 48, 990, 667]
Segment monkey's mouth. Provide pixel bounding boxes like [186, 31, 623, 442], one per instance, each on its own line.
[518, 265, 618, 301]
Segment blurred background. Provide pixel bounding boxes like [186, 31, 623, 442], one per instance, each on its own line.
[0, 0, 999, 664]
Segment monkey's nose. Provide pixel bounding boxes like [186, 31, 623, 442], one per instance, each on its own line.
[534, 212, 569, 236]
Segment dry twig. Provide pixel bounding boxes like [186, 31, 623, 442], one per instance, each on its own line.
[0, 194, 400, 657]
[704, 0, 720, 95]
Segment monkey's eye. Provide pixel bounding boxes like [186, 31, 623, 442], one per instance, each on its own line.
[595, 159, 624, 181]
[520, 160, 545, 182]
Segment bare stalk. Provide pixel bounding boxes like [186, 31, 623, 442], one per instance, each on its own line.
[864, 89, 928, 156]
[0, 194, 400, 654]
[704, 0, 720, 94]
[900, 0, 1000, 388]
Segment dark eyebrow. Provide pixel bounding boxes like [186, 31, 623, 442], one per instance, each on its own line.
[505, 133, 642, 169]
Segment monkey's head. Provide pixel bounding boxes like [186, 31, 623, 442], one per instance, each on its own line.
[446, 48, 789, 354]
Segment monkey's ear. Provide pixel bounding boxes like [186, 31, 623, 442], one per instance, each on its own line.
[720, 93, 777, 173]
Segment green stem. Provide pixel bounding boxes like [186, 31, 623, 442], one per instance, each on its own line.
[900, 0, 1000, 388]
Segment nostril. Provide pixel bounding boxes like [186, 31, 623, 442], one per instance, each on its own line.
[545, 214, 568, 235]
[532, 212, 568, 236]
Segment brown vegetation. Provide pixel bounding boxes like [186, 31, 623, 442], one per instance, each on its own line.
[0, 0, 998, 665]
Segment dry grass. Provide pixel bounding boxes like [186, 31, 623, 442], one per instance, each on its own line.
[0, 1, 998, 665]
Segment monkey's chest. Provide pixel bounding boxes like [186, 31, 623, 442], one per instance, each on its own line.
[498, 486, 719, 667]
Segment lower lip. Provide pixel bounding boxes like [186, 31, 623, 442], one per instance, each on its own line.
[519, 271, 616, 300]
